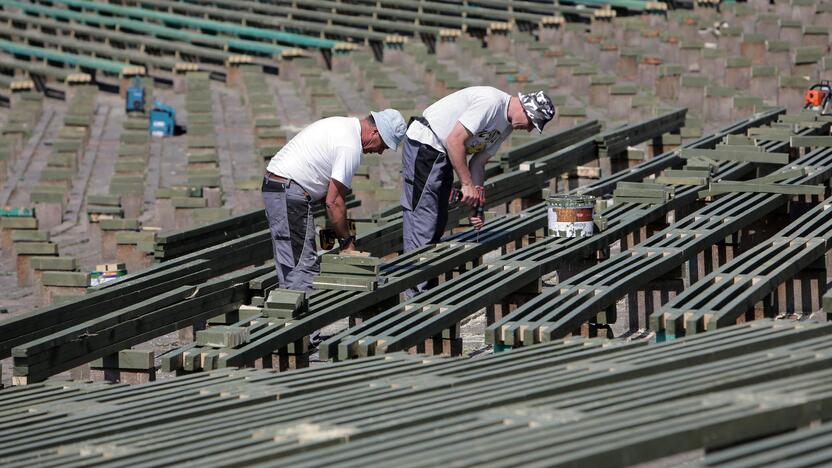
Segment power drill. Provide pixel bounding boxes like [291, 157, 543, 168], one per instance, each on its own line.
[450, 186, 486, 237]
[318, 219, 357, 250]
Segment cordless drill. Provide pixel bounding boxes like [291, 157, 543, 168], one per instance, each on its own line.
[318, 219, 357, 250]
[450, 186, 486, 233]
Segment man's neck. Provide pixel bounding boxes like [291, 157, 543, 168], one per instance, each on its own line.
[506, 96, 519, 124]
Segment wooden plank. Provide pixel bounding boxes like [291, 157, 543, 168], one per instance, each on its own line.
[750, 168, 806, 183]
[702, 182, 825, 197]
[90, 349, 154, 370]
[196, 326, 250, 348]
[313, 275, 378, 291]
[791, 136, 832, 147]
[681, 148, 789, 164]
[654, 176, 709, 185]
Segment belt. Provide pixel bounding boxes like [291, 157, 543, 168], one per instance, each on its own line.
[263, 171, 311, 200]
[264, 171, 290, 184]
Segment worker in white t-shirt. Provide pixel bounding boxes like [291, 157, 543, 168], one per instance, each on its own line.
[263, 109, 406, 291]
[401, 87, 556, 297]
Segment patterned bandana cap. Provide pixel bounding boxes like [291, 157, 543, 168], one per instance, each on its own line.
[517, 91, 557, 133]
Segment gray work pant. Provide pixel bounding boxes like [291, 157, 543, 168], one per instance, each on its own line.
[262, 176, 319, 292]
[401, 137, 454, 298]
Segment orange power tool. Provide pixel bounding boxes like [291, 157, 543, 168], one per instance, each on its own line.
[804, 80, 832, 115]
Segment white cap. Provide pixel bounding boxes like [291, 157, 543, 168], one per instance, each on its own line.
[371, 109, 406, 150]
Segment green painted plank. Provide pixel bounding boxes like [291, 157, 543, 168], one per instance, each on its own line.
[0, 39, 133, 75]
[680, 148, 789, 164]
[30, 256, 78, 271]
[0, 0, 285, 57]
[90, 349, 154, 370]
[792, 136, 832, 147]
[50, 0, 335, 49]
[41, 271, 90, 287]
[703, 182, 825, 197]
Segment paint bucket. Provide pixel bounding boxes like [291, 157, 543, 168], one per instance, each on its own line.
[547, 194, 596, 238]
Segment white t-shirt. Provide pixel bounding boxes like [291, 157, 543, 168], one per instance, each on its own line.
[406, 86, 512, 157]
[266, 117, 362, 201]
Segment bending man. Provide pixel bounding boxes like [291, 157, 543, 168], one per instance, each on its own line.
[401, 87, 556, 296]
[263, 110, 406, 291]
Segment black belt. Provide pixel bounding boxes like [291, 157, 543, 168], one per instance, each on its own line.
[264, 171, 290, 184]
[262, 172, 311, 200]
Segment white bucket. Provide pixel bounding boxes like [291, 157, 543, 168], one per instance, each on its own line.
[547, 194, 596, 238]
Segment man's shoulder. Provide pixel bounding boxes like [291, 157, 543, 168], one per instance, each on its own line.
[461, 88, 510, 117]
[314, 116, 358, 129]
[466, 86, 511, 100]
[307, 117, 360, 143]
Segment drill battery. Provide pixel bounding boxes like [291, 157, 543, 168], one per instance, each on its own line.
[449, 187, 463, 205]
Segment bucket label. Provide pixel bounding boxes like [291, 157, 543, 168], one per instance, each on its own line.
[548, 206, 595, 238]
[554, 207, 594, 222]
[547, 194, 597, 238]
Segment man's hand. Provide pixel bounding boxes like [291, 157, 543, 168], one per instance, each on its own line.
[340, 236, 356, 252]
[460, 183, 479, 208]
[469, 215, 484, 230]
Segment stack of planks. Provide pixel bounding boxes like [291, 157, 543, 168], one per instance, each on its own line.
[612, 181, 674, 204]
[314, 253, 381, 291]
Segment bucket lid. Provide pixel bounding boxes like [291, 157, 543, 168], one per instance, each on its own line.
[547, 194, 596, 206]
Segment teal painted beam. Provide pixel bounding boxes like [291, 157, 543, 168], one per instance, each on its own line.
[48, 0, 337, 49]
[0, 38, 134, 74]
[1, 0, 287, 57]
[561, 0, 648, 11]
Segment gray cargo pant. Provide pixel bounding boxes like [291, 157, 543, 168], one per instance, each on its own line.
[262, 176, 319, 291]
[401, 137, 454, 298]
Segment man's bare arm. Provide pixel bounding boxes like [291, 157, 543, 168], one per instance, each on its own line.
[325, 178, 355, 250]
[446, 122, 479, 207]
[468, 150, 491, 187]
